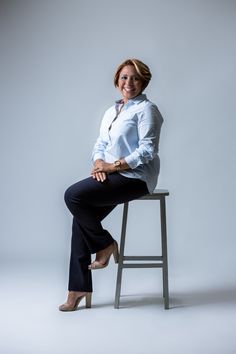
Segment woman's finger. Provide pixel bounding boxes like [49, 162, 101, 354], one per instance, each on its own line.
[101, 172, 107, 181]
[92, 166, 101, 173]
[93, 172, 106, 182]
[98, 172, 105, 182]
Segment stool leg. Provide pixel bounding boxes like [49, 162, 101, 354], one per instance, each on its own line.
[114, 202, 129, 309]
[160, 196, 169, 309]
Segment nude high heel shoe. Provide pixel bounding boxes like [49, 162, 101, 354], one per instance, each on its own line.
[59, 292, 92, 312]
[88, 240, 119, 270]
[112, 240, 119, 264]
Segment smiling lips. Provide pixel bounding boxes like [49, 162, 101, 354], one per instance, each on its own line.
[124, 87, 135, 92]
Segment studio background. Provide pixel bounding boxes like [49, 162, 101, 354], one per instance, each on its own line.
[0, 1, 236, 353]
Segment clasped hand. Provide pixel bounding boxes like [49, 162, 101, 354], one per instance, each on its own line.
[91, 159, 115, 182]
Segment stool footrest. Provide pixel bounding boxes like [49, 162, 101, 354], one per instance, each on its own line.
[122, 263, 163, 268]
[123, 256, 163, 261]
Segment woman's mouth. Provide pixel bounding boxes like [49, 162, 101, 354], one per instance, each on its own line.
[124, 87, 135, 93]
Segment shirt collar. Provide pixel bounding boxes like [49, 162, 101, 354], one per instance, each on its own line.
[115, 93, 147, 106]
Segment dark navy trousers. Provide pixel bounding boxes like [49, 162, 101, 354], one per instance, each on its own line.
[64, 172, 148, 292]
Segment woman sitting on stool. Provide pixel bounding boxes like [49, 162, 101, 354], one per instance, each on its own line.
[59, 58, 164, 311]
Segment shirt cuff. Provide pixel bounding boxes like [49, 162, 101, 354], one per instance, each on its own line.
[92, 153, 105, 162]
[124, 152, 140, 169]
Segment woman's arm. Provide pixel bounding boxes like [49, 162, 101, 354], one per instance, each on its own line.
[124, 104, 163, 169]
[91, 110, 110, 182]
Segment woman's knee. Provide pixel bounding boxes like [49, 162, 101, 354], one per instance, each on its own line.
[64, 178, 92, 207]
[64, 185, 76, 206]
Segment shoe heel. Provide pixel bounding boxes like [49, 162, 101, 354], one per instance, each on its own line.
[112, 241, 119, 264]
[85, 292, 92, 308]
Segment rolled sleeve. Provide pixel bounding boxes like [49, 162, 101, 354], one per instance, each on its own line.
[91, 113, 109, 163]
[91, 135, 107, 162]
[124, 105, 163, 169]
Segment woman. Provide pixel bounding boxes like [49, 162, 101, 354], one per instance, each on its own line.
[59, 58, 164, 311]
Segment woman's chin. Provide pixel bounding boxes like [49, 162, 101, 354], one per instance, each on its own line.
[122, 92, 138, 101]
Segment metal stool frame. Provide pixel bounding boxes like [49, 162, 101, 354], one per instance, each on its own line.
[114, 189, 170, 309]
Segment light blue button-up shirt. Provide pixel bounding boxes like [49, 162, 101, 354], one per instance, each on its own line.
[92, 94, 164, 193]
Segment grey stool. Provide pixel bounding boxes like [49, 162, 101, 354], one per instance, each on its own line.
[114, 189, 170, 309]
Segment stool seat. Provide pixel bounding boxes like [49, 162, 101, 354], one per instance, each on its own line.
[139, 189, 169, 199]
[114, 189, 170, 309]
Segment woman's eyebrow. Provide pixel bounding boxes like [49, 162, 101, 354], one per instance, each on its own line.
[120, 74, 139, 77]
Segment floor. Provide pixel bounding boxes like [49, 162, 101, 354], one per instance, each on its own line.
[1, 261, 236, 354]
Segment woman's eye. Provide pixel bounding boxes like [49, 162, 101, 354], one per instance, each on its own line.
[120, 76, 140, 81]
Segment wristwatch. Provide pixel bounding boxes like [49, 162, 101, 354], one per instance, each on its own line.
[114, 160, 121, 171]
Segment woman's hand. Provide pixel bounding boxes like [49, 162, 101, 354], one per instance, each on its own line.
[91, 159, 115, 182]
[92, 171, 107, 182]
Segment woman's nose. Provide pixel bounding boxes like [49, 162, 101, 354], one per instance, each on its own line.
[126, 77, 134, 86]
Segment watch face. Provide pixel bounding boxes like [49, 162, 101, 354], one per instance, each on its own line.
[115, 160, 121, 166]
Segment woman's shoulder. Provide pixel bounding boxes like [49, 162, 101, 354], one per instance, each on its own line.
[139, 98, 164, 123]
[140, 97, 161, 113]
[144, 97, 159, 109]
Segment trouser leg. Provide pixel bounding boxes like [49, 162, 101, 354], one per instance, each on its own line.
[64, 173, 148, 253]
[65, 173, 148, 291]
[68, 217, 92, 291]
[68, 206, 116, 291]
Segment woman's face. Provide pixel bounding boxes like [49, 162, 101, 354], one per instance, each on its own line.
[117, 65, 143, 103]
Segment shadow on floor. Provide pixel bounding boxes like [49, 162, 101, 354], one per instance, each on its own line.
[170, 286, 236, 309]
[90, 293, 166, 309]
[90, 286, 236, 310]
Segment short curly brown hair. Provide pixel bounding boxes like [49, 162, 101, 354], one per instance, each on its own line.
[114, 58, 152, 91]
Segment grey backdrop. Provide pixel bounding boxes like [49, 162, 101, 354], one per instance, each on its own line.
[1, 0, 236, 287]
